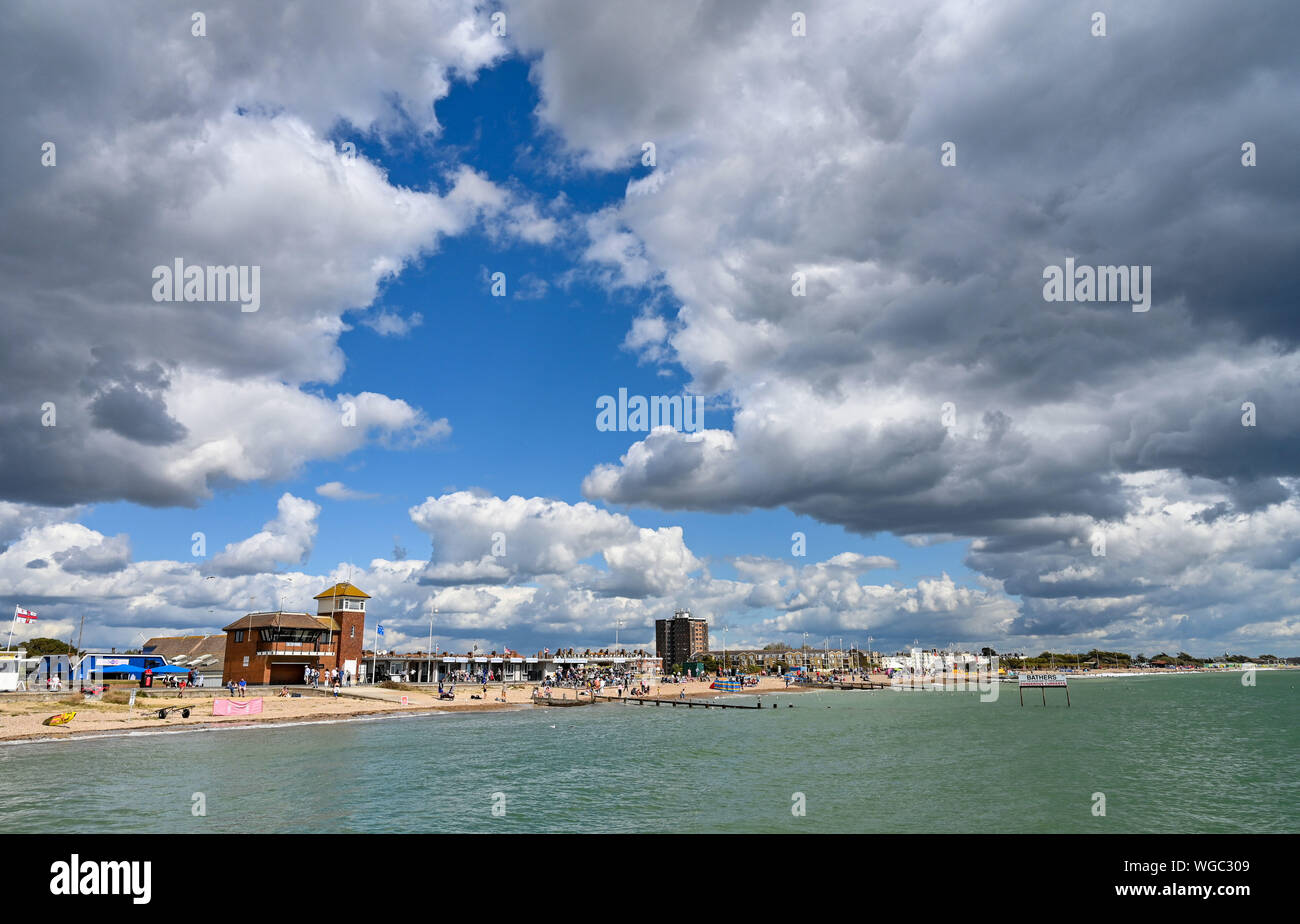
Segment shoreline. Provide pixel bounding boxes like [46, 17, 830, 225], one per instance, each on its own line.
[2, 668, 1289, 746]
[0, 675, 798, 745]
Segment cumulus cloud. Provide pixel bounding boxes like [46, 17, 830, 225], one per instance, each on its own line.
[209, 493, 321, 575]
[505, 0, 1300, 646]
[0, 2, 504, 507]
[409, 491, 702, 596]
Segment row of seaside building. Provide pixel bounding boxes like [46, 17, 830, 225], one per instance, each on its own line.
[3, 583, 966, 690]
[61, 582, 661, 686]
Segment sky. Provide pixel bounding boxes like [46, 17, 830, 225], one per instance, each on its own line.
[1, 0, 1298, 659]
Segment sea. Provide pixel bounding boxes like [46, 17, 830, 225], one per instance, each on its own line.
[1, 671, 1295, 833]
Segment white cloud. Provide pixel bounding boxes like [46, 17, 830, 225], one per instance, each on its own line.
[316, 482, 380, 501]
[210, 493, 321, 576]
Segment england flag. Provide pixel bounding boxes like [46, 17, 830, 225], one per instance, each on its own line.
[15, 605, 37, 624]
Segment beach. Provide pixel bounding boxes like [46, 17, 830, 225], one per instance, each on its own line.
[0, 674, 805, 744]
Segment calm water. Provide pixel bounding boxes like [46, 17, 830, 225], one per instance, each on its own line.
[1, 672, 1296, 833]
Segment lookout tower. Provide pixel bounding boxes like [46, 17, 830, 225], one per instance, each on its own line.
[315, 582, 369, 680]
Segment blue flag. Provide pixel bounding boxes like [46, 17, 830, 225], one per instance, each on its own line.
[377, 625, 384, 636]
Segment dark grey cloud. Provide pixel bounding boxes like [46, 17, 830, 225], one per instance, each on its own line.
[90, 386, 188, 446]
[52, 534, 133, 574]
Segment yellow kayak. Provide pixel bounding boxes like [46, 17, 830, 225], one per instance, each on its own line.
[42, 711, 76, 727]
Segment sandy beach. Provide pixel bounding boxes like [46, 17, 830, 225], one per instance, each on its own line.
[0, 675, 808, 744]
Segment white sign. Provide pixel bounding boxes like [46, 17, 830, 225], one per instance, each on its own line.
[1019, 671, 1068, 687]
[99, 657, 129, 667]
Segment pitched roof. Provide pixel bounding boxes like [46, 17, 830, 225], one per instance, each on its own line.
[141, 634, 227, 664]
[221, 612, 326, 632]
[314, 615, 341, 632]
[314, 582, 370, 600]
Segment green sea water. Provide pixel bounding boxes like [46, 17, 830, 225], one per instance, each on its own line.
[1, 671, 1295, 833]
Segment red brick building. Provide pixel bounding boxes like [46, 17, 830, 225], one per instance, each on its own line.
[221, 582, 369, 686]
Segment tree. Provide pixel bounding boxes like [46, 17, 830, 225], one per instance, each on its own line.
[4, 637, 75, 656]
[980, 647, 996, 657]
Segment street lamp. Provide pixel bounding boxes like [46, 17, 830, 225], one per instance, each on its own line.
[427, 605, 436, 685]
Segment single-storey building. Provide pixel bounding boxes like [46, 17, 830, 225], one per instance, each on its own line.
[141, 635, 226, 684]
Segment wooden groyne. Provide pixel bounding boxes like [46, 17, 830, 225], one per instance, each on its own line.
[795, 680, 887, 690]
[595, 694, 763, 710]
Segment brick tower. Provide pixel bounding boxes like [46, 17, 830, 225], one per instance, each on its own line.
[314, 582, 369, 680]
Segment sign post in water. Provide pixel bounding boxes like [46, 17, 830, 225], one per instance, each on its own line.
[1018, 671, 1070, 707]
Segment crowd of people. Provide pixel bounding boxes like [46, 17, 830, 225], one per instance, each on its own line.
[305, 665, 350, 692]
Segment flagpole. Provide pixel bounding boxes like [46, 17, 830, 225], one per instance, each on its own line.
[370, 625, 377, 685]
[6, 605, 16, 653]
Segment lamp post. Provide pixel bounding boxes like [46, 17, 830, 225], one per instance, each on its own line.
[427, 605, 435, 684]
[721, 624, 729, 677]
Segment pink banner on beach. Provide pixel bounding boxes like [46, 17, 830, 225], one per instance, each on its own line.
[212, 698, 263, 716]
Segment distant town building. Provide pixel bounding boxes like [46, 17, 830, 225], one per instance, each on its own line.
[721, 646, 871, 673]
[221, 581, 368, 685]
[655, 610, 709, 669]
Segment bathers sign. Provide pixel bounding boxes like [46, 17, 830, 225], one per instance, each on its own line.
[1019, 672, 1068, 687]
